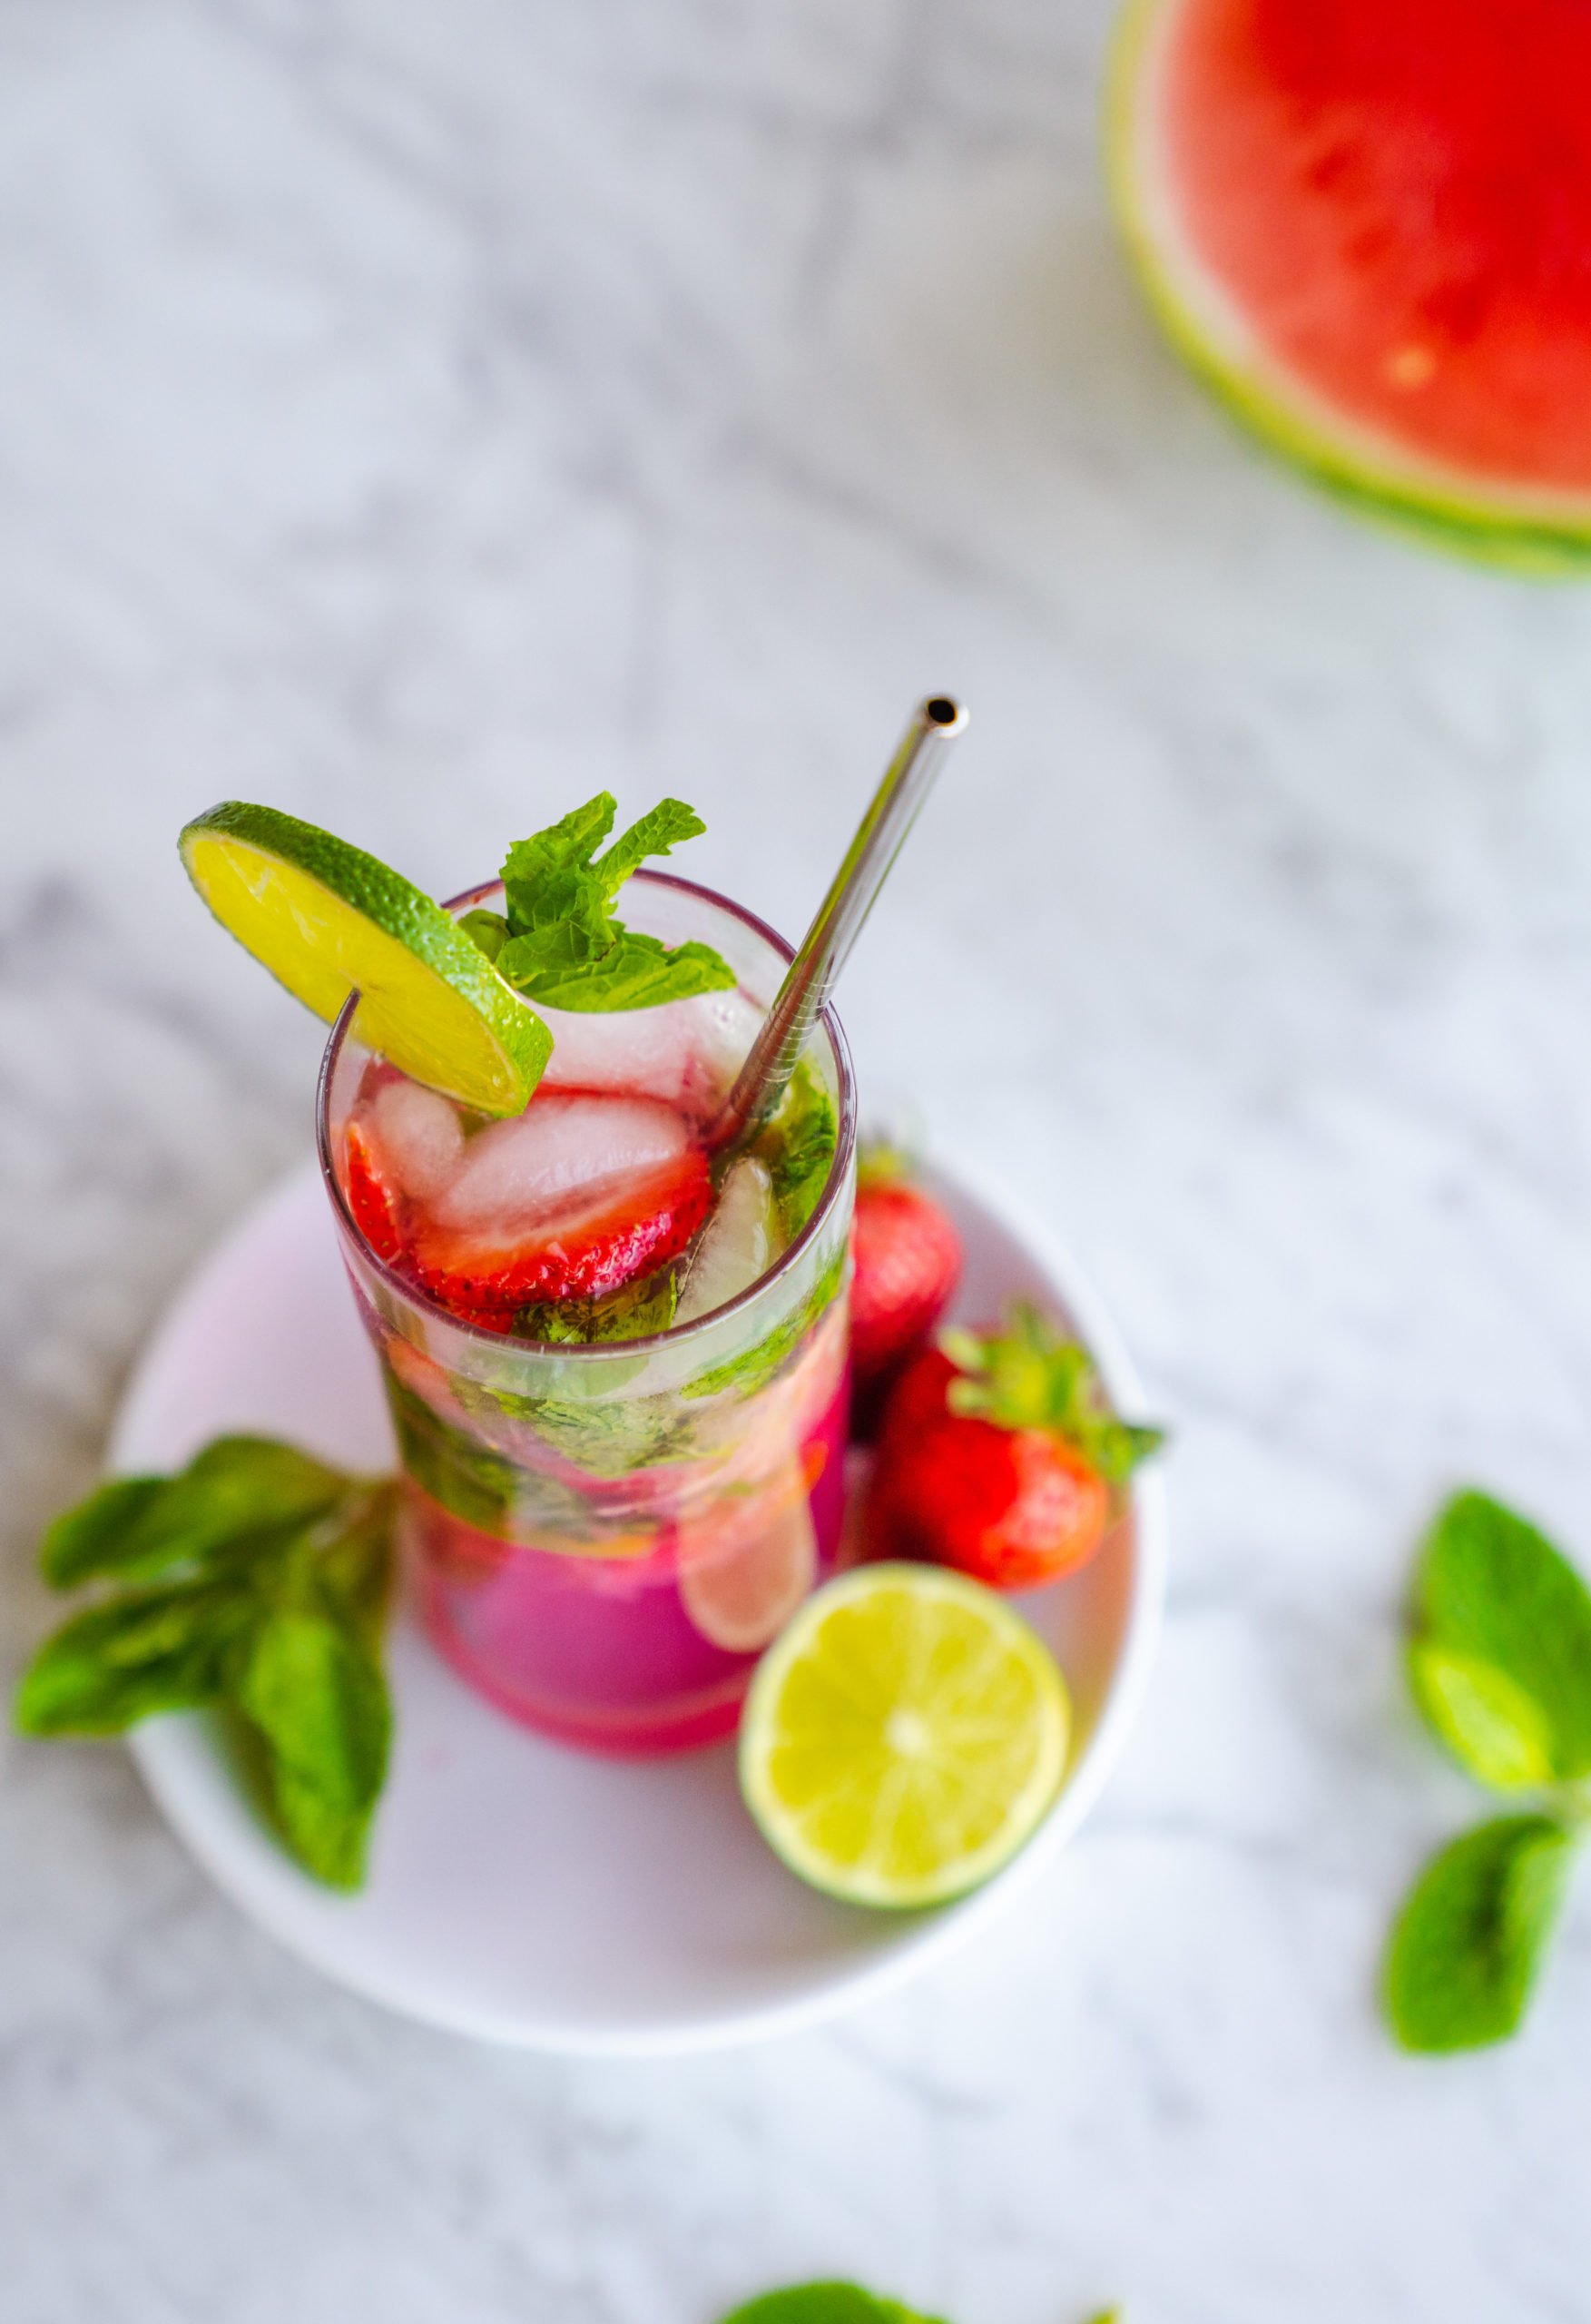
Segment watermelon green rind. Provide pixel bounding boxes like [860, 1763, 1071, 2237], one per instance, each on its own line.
[1105, 0, 1591, 576]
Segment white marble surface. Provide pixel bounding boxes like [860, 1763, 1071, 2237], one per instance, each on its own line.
[7, 2, 1591, 2319]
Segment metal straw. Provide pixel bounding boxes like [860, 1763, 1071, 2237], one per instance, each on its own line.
[711, 694, 968, 1153]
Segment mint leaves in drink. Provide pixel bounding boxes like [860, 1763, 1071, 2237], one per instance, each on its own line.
[1385, 1489, 1591, 2052]
[461, 793, 736, 1013]
[518, 1265, 681, 1345]
[15, 1437, 397, 1889]
[757, 1058, 839, 1242]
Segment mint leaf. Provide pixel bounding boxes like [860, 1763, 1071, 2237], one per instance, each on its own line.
[1409, 1641, 1557, 1792]
[15, 1583, 249, 1734]
[384, 1371, 518, 1531]
[719, 2288, 945, 2324]
[513, 792, 619, 880]
[754, 1059, 839, 1241]
[457, 906, 509, 962]
[521, 1393, 697, 1478]
[234, 1595, 390, 1889]
[503, 928, 735, 1014]
[594, 798, 707, 894]
[384, 1371, 593, 1535]
[1384, 1814, 1576, 2053]
[315, 1482, 398, 1646]
[18, 1436, 398, 1889]
[401, 1354, 692, 1491]
[39, 1476, 168, 1586]
[519, 1268, 679, 1347]
[481, 793, 735, 1014]
[1412, 1490, 1591, 1781]
[41, 1436, 348, 1588]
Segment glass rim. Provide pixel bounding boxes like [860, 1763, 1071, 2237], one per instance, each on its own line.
[315, 867, 857, 1360]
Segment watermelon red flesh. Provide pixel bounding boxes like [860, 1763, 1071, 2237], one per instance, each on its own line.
[1151, 0, 1591, 494]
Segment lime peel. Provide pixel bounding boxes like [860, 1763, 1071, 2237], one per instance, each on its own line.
[739, 1563, 1071, 1909]
[179, 801, 552, 1118]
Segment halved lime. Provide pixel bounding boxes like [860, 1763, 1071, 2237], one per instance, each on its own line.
[179, 802, 551, 1117]
[739, 1563, 1071, 1908]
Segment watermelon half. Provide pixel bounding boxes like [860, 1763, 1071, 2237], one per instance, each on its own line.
[1110, 0, 1591, 572]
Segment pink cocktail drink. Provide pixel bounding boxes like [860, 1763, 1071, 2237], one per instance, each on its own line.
[405, 1356, 850, 1753]
[318, 872, 856, 1755]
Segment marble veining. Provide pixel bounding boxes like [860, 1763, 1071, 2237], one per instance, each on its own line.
[7, 2, 1591, 2319]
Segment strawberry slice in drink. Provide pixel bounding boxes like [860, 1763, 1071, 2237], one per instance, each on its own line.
[411, 1090, 713, 1315]
[343, 1119, 405, 1262]
[416, 1151, 712, 1311]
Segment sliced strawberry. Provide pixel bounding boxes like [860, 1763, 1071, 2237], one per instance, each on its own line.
[413, 1144, 712, 1315]
[343, 1118, 405, 1263]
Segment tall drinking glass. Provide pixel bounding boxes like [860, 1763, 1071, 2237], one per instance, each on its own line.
[317, 872, 856, 1755]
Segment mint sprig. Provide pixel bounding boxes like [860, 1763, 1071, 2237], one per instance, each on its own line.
[41, 1436, 353, 1588]
[461, 793, 736, 1013]
[15, 1437, 397, 1890]
[1385, 1489, 1591, 2052]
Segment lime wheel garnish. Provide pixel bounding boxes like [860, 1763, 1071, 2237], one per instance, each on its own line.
[180, 801, 551, 1117]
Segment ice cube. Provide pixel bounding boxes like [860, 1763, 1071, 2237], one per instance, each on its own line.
[431, 1093, 692, 1232]
[369, 1081, 466, 1200]
[675, 1156, 778, 1323]
[538, 990, 762, 1111]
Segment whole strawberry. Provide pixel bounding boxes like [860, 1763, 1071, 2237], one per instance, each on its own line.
[850, 1147, 963, 1440]
[869, 1304, 1163, 1590]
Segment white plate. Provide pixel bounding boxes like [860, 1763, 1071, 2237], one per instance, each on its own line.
[116, 1163, 1166, 2054]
